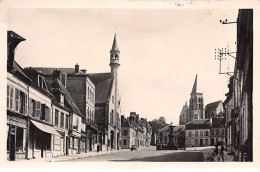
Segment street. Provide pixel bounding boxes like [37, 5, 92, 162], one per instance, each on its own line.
[62, 146, 206, 162]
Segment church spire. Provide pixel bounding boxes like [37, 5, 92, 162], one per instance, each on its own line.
[191, 74, 197, 95]
[111, 34, 119, 52]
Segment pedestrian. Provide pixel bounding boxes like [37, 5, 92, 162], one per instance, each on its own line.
[220, 144, 225, 162]
[214, 144, 219, 161]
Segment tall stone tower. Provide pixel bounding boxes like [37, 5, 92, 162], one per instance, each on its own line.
[110, 34, 120, 78]
[110, 34, 120, 134]
[189, 75, 204, 123]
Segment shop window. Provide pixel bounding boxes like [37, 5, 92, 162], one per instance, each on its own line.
[54, 135, 60, 151]
[60, 112, 64, 128]
[45, 134, 51, 151]
[73, 138, 78, 150]
[70, 137, 73, 149]
[16, 127, 24, 152]
[55, 110, 59, 126]
[35, 131, 42, 150]
[36, 101, 41, 118]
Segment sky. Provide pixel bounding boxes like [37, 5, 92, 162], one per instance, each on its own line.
[8, 8, 238, 124]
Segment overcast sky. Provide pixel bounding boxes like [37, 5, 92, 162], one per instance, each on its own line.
[8, 8, 238, 124]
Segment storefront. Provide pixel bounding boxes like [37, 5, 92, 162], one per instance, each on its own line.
[7, 113, 27, 161]
[29, 120, 61, 159]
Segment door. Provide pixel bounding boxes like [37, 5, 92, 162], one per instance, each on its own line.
[66, 137, 69, 155]
[200, 139, 203, 146]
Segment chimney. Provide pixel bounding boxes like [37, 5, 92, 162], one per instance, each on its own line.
[53, 69, 62, 81]
[80, 69, 86, 73]
[75, 63, 79, 73]
[61, 73, 67, 88]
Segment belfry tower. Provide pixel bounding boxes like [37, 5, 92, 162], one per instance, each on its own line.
[189, 75, 204, 123]
[110, 34, 120, 78]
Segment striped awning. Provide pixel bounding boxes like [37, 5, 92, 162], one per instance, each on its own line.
[31, 120, 61, 136]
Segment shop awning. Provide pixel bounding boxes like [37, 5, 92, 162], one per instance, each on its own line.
[31, 120, 61, 136]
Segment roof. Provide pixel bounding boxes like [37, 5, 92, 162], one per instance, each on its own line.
[50, 79, 82, 116]
[191, 74, 197, 94]
[111, 34, 119, 51]
[12, 61, 32, 82]
[205, 100, 222, 111]
[95, 78, 114, 104]
[88, 72, 112, 84]
[211, 118, 225, 128]
[158, 125, 185, 132]
[185, 123, 210, 130]
[32, 67, 86, 75]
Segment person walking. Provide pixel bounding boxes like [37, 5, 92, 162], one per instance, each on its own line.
[220, 144, 225, 162]
[214, 144, 219, 161]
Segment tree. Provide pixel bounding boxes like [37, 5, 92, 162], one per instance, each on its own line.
[149, 116, 168, 134]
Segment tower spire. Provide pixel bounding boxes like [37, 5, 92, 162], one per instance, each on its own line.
[191, 74, 197, 94]
[111, 33, 119, 51]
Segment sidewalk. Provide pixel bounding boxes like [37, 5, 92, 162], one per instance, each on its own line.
[19, 149, 131, 162]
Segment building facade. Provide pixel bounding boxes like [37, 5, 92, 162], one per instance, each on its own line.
[179, 102, 189, 125]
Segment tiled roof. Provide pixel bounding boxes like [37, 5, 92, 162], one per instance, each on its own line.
[158, 125, 185, 132]
[95, 78, 114, 104]
[211, 118, 225, 128]
[185, 123, 210, 130]
[32, 67, 86, 75]
[50, 79, 82, 116]
[205, 100, 222, 111]
[88, 73, 112, 84]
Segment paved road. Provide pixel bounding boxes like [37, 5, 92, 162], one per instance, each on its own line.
[67, 147, 205, 162]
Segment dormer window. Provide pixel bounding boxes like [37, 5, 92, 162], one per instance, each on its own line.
[60, 94, 64, 105]
[38, 75, 48, 90]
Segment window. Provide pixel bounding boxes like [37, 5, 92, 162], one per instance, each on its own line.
[7, 85, 14, 110]
[55, 110, 59, 126]
[205, 131, 209, 136]
[189, 131, 192, 137]
[76, 117, 79, 131]
[124, 130, 128, 136]
[222, 129, 225, 135]
[88, 87, 89, 99]
[205, 139, 209, 146]
[36, 101, 41, 118]
[200, 113, 203, 119]
[110, 110, 114, 124]
[70, 137, 73, 148]
[30, 99, 36, 117]
[112, 95, 114, 104]
[15, 89, 20, 112]
[60, 112, 64, 128]
[211, 130, 214, 136]
[195, 139, 198, 145]
[41, 104, 46, 120]
[24, 94, 27, 114]
[195, 131, 198, 137]
[38, 75, 48, 90]
[53, 135, 60, 151]
[35, 131, 41, 150]
[60, 95, 64, 104]
[123, 139, 127, 145]
[73, 138, 78, 149]
[200, 131, 203, 137]
[45, 106, 51, 123]
[194, 114, 198, 119]
[216, 129, 219, 135]
[65, 115, 69, 129]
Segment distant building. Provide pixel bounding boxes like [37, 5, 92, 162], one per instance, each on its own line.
[179, 102, 189, 125]
[121, 115, 137, 149]
[157, 125, 185, 147]
[188, 75, 205, 123]
[185, 120, 211, 147]
[205, 100, 224, 119]
[210, 118, 225, 146]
